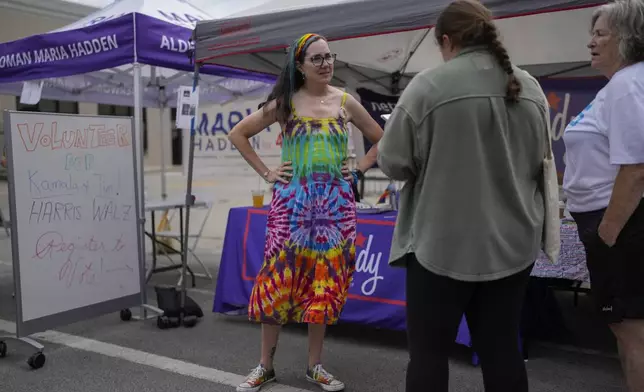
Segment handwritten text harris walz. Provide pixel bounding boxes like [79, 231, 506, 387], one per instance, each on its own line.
[27, 169, 133, 224]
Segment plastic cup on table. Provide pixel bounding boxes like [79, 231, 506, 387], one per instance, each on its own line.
[252, 190, 265, 208]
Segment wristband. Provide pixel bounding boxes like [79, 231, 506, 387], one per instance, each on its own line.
[350, 169, 364, 184]
[262, 170, 272, 184]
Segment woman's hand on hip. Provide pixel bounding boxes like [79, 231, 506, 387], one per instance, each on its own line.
[341, 161, 354, 183]
[266, 161, 292, 184]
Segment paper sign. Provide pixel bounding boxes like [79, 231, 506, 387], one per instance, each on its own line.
[19, 81, 44, 105]
[176, 86, 199, 129]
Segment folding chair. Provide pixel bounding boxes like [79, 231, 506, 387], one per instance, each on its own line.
[154, 201, 214, 286]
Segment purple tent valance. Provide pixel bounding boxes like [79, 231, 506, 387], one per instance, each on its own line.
[0, 13, 277, 85]
[0, 16, 135, 84]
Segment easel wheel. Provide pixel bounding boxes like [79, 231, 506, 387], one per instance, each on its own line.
[119, 309, 133, 321]
[27, 352, 45, 369]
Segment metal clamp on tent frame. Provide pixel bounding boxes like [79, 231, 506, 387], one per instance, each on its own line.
[390, 71, 402, 95]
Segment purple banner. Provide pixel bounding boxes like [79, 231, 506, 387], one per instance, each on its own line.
[0, 15, 134, 83]
[135, 14, 277, 84]
[538, 78, 607, 178]
[357, 87, 399, 129]
[357, 88, 398, 167]
[213, 206, 472, 346]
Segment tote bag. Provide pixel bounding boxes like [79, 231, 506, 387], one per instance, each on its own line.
[540, 92, 561, 264]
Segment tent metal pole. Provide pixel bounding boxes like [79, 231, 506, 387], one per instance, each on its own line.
[151, 66, 168, 200]
[180, 59, 200, 311]
[159, 87, 168, 200]
[133, 62, 149, 319]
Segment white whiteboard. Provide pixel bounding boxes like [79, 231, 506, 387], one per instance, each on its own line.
[4, 111, 143, 335]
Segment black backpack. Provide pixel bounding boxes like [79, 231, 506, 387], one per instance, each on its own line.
[154, 285, 204, 329]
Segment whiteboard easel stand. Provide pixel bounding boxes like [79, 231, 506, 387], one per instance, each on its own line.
[1, 110, 154, 368]
[0, 109, 157, 369]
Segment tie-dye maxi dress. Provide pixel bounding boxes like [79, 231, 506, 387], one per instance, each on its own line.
[249, 93, 357, 325]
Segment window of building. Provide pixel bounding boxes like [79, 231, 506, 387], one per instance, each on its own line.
[15, 98, 79, 114]
[98, 104, 148, 153]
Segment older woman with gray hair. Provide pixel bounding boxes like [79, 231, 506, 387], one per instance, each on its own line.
[562, 0, 644, 389]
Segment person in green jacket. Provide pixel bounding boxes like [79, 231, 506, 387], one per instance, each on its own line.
[378, 1, 549, 391]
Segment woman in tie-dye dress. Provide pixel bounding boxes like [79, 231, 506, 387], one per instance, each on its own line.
[228, 33, 383, 392]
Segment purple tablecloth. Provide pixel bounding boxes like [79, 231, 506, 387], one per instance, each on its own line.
[533, 220, 589, 282]
[214, 207, 472, 345]
[214, 207, 587, 350]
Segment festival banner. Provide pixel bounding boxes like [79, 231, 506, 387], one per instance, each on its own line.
[0, 16, 135, 83]
[356, 88, 399, 165]
[0, 1, 276, 87]
[184, 98, 281, 177]
[357, 88, 399, 127]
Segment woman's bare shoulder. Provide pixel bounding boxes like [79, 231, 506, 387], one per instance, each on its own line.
[328, 86, 347, 98]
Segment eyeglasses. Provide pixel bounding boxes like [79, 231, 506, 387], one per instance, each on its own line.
[309, 53, 337, 67]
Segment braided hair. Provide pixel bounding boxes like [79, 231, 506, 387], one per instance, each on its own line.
[435, 0, 521, 103]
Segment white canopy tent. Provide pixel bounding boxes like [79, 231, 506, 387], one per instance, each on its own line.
[192, 0, 604, 95]
[0, 0, 277, 199]
[182, 0, 605, 258]
[1, 0, 277, 107]
[156, 0, 611, 314]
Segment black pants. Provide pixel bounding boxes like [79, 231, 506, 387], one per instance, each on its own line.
[571, 200, 644, 324]
[406, 255, 533, 392]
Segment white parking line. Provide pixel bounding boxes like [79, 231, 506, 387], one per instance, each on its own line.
[0, 319, 312, 392]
